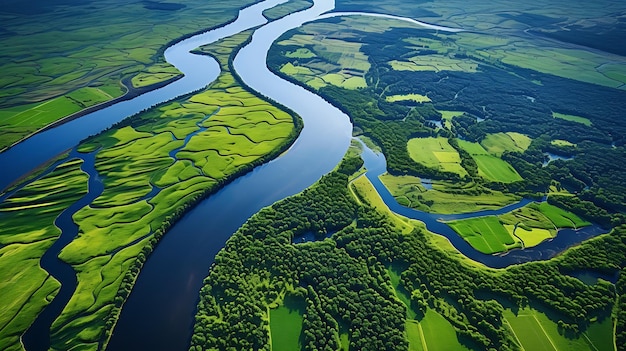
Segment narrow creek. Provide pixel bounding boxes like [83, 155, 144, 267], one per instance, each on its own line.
[21, 150, 104, 351]
[358, 142, 608, 268]
[0, 0, 612, 349]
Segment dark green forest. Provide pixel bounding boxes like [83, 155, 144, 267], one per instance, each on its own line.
[190, 154, 625, 350]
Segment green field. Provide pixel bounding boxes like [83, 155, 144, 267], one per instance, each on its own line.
[439, 110, 465, 129]
[447, 216, 521, 254]
[0, 87, 116, 148]
[0, 30, 299, 350]
[275, 18, 371, 91]
[130, 63, 181, 88]
[504, 308, 612, 351]
[505, 225, 553, 247]
[481, 132, 531, 156]
[407, 137, 468, 177]
[0, 0, 260, 150]
[263, 0, 313, 20]
[418, 310, 473, 351]
[389, 54, 478, 73]
[552, 112, 592, 126]
[551, 139, 576, 147]
[379, 174, 519, 214]
[458, 140, 522, 183]
[536, 202, 591, 229]
[270, 296, 305, 351]
[388, 267, 472, 351]
[0, 159, 88, 350]
[386, 94, 431, 103]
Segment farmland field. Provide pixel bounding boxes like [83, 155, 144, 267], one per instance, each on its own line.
[458, 140, 522, 183]
[407, 137, 467, 177]
[481, 132, 531, 156]
[552, 112, 592, 126]
[447, 216, 521, 254]
[379, 174, 519, 214]
[269, 296, 305, 351]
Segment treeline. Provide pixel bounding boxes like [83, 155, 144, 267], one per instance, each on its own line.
[190, 151, 623, 350]
[617, 269, 626, 351]
[271, 25, 626, 224]
[191, 158, 407, 350]
[96, 33, 304, 349]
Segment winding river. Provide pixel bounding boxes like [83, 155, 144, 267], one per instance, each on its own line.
[0, 0, 609, 350]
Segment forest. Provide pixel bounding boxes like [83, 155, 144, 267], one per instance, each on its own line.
[190, 152, 624, 350]
[268, 22, 626, 225]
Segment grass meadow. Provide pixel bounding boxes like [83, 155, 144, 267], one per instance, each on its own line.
[0, 0, 261, 150]
[458, 140, 523, 183]
[504, 308, 612, 351]
[269, 296, 305, 351]
[0, 159, 88, 350]
[0, 30, 299, 350]
[447, 216, 521, 254]
[407, 137, 468, 177]
[379, 174, 519, 214]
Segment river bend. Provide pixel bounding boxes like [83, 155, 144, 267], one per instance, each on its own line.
[0, 0, 609, 350]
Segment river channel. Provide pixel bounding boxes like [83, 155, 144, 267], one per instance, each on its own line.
[0, 0, 609, 350]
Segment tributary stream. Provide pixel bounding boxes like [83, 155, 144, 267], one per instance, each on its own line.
[0, 0, 608, 350]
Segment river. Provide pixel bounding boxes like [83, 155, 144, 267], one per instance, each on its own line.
[358, 140, 607, 269]
[0, 0, 609, 349]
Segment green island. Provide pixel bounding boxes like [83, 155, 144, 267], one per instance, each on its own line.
[1, 0, 626, 350]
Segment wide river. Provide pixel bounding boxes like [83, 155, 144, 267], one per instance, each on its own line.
[0, 0, 607, 350]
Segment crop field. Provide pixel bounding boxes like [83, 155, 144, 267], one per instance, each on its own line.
[447, 216, 521, 254]
[552, 112, 592, 127]
[0, 0, 261, 150]
[0, 86, 116, 148]
[535, 202, 591, 229]
[389, 54, 478, 73]
[405, 321, 424, 351]
[386, 94, 431, 103]
[499, 204, 556, 230]
[263, 0, 313, 20]
[503, 308, 610, 351]
[130, 63, 181, 89]
[275, 19, 372, 91]
[0, 159, 88, 350]
[496, 202, 591, 248]
[505, 225, 553, 248]
[458, 140, 522, 183]
[0, 31, 298, 350]
[418, 310, 473, 351]
[481, 132, 531, 156]
[379, 174, 519, 214]
[269, 296, 305, 351]
[407, 137, 468, 177]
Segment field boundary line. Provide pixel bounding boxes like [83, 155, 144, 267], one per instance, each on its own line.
[532, 314, 558, 351]
[417, 322, 429, 351]
[503, 317, 525, 351]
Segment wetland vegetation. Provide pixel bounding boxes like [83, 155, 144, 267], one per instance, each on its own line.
[2, 0, 626, 350]
[191, 147, 622, 351]
[0, 27, 300, 350]
[0, 0, 261, 151]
